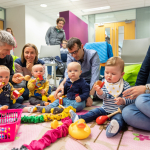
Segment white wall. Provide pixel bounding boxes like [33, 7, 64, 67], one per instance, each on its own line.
[6, 6, 25, 57]
[25, 6, 55, 53]
[6, 5, 55, 57]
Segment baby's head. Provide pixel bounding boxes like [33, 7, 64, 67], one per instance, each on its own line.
[31, 64, 44, 78]
[105, 57, 124, 83]
[0, 65, 10, 85]
[67, 62, 82, 81]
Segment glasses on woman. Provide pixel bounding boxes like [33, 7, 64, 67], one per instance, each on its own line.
[68, 48, 80, 55]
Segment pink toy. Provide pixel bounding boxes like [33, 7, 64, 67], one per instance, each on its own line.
[96, 108, 122, 125]
[0, 109, 23, 142]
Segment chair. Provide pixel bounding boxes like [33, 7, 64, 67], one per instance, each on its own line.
[84, 42, 113, 75]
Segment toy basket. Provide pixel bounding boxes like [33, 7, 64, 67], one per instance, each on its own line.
[0, 109, 23, 142]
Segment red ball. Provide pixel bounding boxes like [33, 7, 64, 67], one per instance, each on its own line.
[96, 115, 108, 125]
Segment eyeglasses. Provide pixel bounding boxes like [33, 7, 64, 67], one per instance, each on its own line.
[68, 48, 80, 55]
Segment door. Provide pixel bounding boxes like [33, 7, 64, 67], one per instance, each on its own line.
[0, 21, 3, 30]
[95, 21, 135, 56]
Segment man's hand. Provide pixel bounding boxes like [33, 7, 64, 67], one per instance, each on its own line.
[86, 97, 93, 107]
[26, 62, 33, 71]
[12, 73, 24, 84]
[40, 89, 45, 95]
[75, 96, 81, 103]
[54, 84, 64, 99]
[123, 86, 146, 100]
[114, 97, 125, 105]
[94, 85, 103, 95]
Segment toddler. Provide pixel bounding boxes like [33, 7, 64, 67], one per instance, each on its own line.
[0, 65, 31, 112]
[32, 62, 90, 113]
[70, 57, 135, 138]
[28, 64, 49, 106]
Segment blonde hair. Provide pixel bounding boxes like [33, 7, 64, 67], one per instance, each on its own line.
[21, 43, 38, 64]
[0, 65, 10, 73]
[67, 62, 81, 70]
[105, 57, 124, 72]
[32, 64, 43, 71]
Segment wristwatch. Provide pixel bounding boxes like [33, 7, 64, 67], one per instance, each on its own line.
[145, 84, 150, 93]
[90, 95, 93, 99]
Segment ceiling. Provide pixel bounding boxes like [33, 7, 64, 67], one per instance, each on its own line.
[1, 0, 150, 20]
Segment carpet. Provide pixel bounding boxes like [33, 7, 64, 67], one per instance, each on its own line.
[1, 103, 150, 150]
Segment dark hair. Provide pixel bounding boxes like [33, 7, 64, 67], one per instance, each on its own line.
[67, 37, 82, 50]
[56, 17, 65, 24]
[6, 28, 14, 36]
[62, 39, 68, 43]
[21, 43, 38, 64]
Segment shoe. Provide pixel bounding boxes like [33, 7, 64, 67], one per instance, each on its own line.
[69, 110, 79, 123]
[47, 75, 52, 80]
[106, 119, 119, 138]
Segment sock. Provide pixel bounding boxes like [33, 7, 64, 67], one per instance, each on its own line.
[53, 107, 63, 114]
[69, 110, 79, 123]
[108, 119, 119, 134]
[36, 105, 51, 113]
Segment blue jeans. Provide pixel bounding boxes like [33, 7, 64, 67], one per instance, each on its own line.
[122, 94, 150, 131]
[50, 97, 85, 112]
[47, 66, 58, 76]
[79, 107, 124, 137]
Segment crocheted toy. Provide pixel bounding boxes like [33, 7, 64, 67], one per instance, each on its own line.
[21, 106, 76, 123]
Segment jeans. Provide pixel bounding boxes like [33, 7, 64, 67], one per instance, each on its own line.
[47, 66, 58, 76]
[122, 94, 150, 131]
[61, 53, 67, 62]
[79, 107, 124, 137]
[50, 97, 86, 112]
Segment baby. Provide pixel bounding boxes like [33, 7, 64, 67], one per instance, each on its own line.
[70, 57, 135, 138]
[28, 64, 49, 106]
[31, 62, 90, 113]
[0, 65, 31, 112]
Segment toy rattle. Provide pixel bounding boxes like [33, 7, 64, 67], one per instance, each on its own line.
[96, 107, 122, 125]
[19, 75, 31, 81]
[95, 80, 105, 88]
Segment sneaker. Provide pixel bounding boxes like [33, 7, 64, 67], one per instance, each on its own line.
[69, 110, 79, 123]
[106, 119, 120, 138]
[47, 75, 52, 80]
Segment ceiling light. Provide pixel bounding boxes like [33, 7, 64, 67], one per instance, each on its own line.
[40, 4, 47, 7]
[82, 6, 110, 12]
[57, 14, 59, 17]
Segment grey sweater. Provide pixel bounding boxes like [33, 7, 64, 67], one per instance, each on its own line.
[45, 26, 66, 45]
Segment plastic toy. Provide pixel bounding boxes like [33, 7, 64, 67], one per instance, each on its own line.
[48, 95, 56, 103]
[19, 75, 31, 81]
[59, 97, 63, 105]
[37, 75, 43, 81]
[69, 119, 91, 140]
[95, 80, 105, 88]
[51, 120, 63, 129]
[96, 108, 122, 125]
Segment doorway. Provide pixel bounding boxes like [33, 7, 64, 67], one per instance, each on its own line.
[0, 20, 3, 30]
[95, 21, 135, 57]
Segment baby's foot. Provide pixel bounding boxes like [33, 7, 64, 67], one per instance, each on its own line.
[28, 106, 37, 113]
[69, 110, 79, 123]
[0, 105, 8, 110]
[44, 102, 49, 106]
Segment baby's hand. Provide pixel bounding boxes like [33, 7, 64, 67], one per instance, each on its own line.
[114, 97, 125, 105]
[75, 96, 81, 103]
[31, 78, 37, 84]
[40, 89, 45, 95]
[94, 85, 103, 95]
[57, 92, 63, 98]
[0, 82, 4, 89]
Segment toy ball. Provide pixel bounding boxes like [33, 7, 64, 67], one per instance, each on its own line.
[2, 134, 4, 139]
[69, 119, 91, 140]
[8, 127, 10, 132]
[1, 127, 4, 133]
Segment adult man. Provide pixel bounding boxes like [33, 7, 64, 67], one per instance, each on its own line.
[0, 30, 23, 84]
[45, 17, 66, 79]
[54, 37, 100, 106]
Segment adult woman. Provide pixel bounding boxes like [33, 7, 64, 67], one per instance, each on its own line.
[122, 46, 150, 131]
[6, 28, 17, 54]
[14, 43, 51, 100]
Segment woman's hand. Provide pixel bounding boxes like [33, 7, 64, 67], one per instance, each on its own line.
[123, 85, 146, 100]
[12, 73, 24, 84]
[26, 62, 33, 71]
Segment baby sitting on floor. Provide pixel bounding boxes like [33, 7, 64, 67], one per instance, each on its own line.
[70, 57, 135, 138]
[28, 64, 50, 106]
[31, 62, 90, 113]
[0, 65, 31, 112]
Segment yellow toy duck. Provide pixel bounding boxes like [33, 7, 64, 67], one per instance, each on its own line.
[51, 120, 63, 129]
[69, 119, 91, 140]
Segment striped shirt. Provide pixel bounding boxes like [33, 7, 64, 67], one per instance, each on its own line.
[97, 79, 135, 113]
